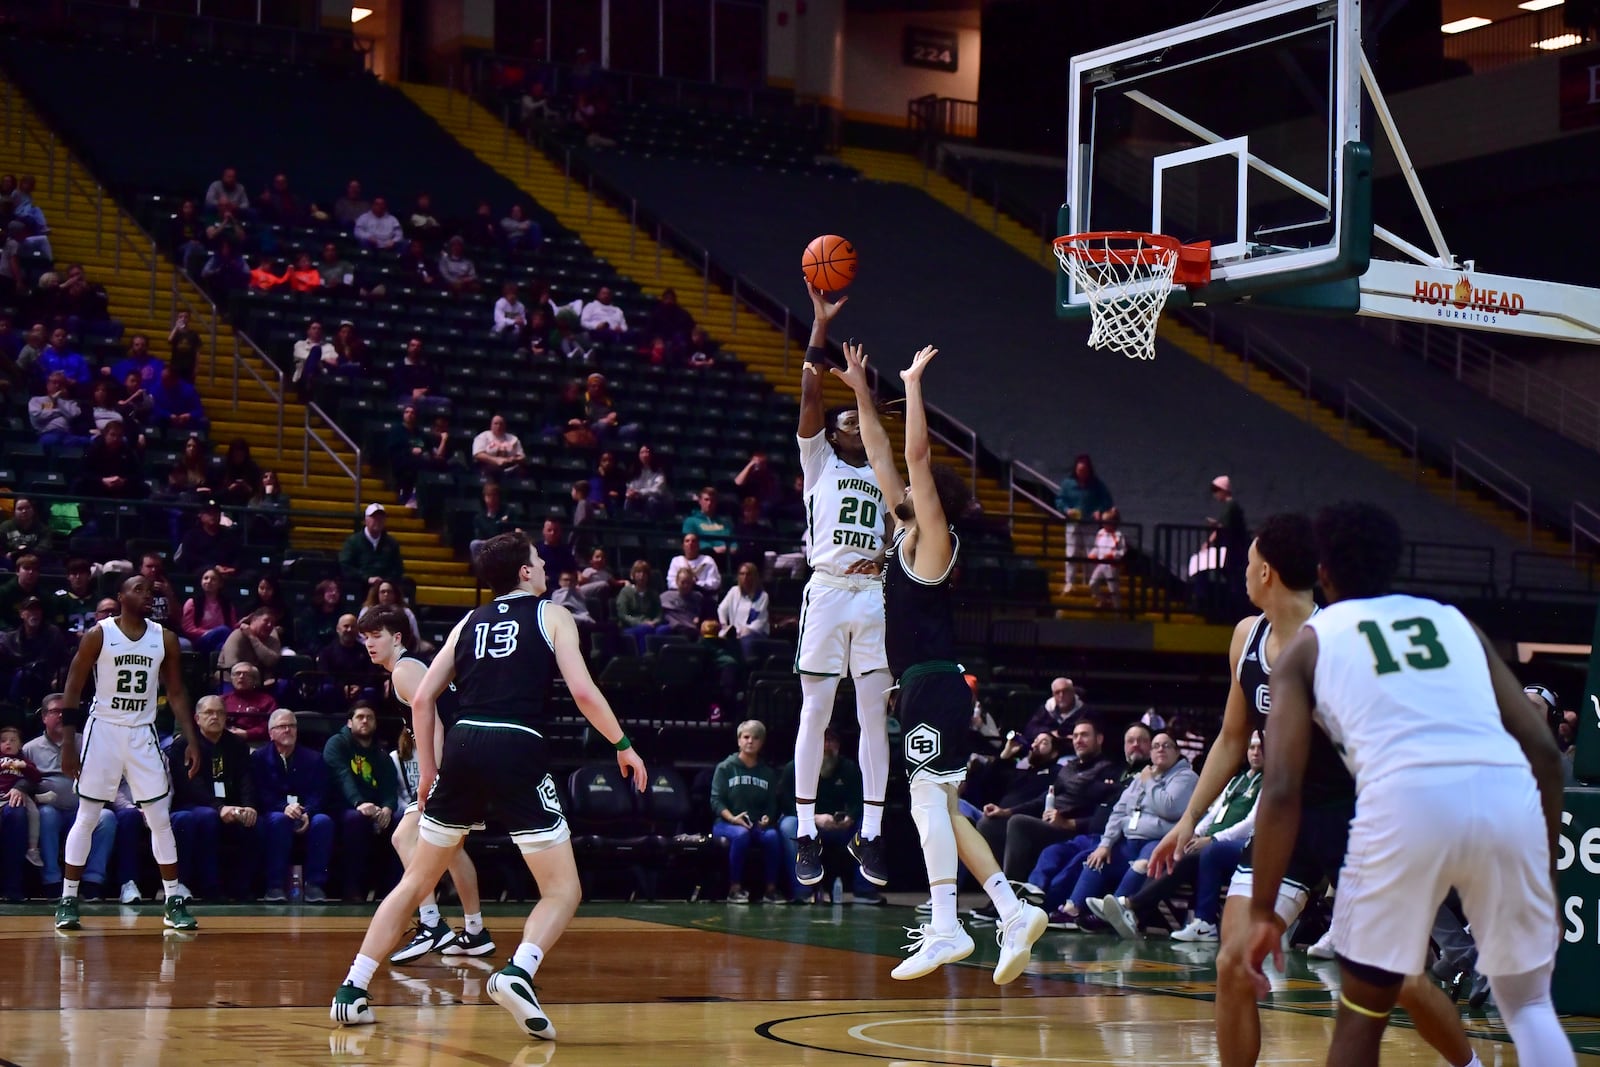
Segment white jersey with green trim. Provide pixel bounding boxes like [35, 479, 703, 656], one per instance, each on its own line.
[797, 430, 886, 576]
[89, 618, 165, 728]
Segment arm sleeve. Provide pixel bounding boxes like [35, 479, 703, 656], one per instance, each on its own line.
[709, 761, 730, 817]
[1213, 799, 1258, 845]
[716, 588, 736, 629]
[252, 750, 284, 812]
[750, 592, 770, 635]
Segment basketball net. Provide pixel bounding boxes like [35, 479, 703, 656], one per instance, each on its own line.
[1055, 232, 1190, 361]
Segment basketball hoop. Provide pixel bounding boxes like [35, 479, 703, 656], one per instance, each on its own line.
[1054, 232, 1211, 361]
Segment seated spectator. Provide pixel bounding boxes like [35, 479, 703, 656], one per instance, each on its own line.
[0, 555, 46, 627]
[217, 439, 262, 507]
[109, 334, 164, 391]
[436, 236, 480, 295]
[0, 723, 45, 882]
[21, 695, 117, 894]
[361, 580, 423, 651]
[647, 288, 695, 352]
[499, 203, 541, 251]
[493, 281, 528, 342]
[316, 613, 383, 707]
[220, 609, 284, 686]
[139, 553, 183, 637]
[1061, 732, 1196, 927]
[388, 405, 449, 508]
[584, 372, 636, 443]
[280, 252, 321, 294]
[1, 499, 55, 565]
[205, 201, 249, 251]
[200, 239, 249, 297]
[579, 286, 627, 337]
[0, 597, 70, 706]
[1088, 508, 1127, 610]
[660, 567, 709, 638]
[295, 579, 344, 657]
[571, 479, 604, 535]
[544, 378, 593, 446]
[37, 328, 92, 390]
[616, 559, 663, 652]
[668, 533, 722, 594]
[116, 370, 153, 435]
[472, 414, 527, 482]
[625, 443, 671, 519]
[75, 419, 146, 498]
[686, 325, 718, 368]
[466, 483, 519, 560]
[291, 321, 337, 401]
[223, 662, 278, 745]
[316, 242, 359, 296]
[397, 238, 438, 289]
[711, 720, 784, 904]
[204, 167, 250, 214]
[525, 308, 556, 356]
[322, 702, 399, 901]
[339, 504, 405, 588]
[175, 434, 212, 492]
[11, 177, 53, 261]
[14, 322, 46, 382]
[45, 558, 98, 639]
[167, 696, 259, 901]
[390, 337, 441, 409]
[168, 311, 202, 381]
[247, 575, 295, 647]
[717, 563, 770, 657]
[28, 371, 88, 449]
[252, 709, 334, 902]
[332, 179, 370, 228]
[554, 309, 594, 362]
[176, 502, 240, 576]
[169, 199, 208, 275]
[969, 731, 1063, 879]
[257, 172, 304, 227]
[535, 518, 577, 577]
[462, 200, 500, 247]
[248, 256, 290, 291]
[332, 320, 367, 375]
[1021, 678, 1085, 746]
[682, 487, 733, 558]
[354, 196, 403, 251]
[579, 546, 626, 604]
[733, 453, 780, 515]
[407, 193, 442, 242]
[180, 568, 239, 654]
[550, 569, 595, 641]
[587, 450, 628, 513]
[730, 496, 776, 575]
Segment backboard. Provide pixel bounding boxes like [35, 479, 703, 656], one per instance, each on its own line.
[1059, 0, 1370, 316]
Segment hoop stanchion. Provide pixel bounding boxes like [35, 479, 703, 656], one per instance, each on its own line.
[1055, 232, 1210, 361]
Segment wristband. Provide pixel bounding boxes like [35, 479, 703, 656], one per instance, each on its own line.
[613, 735, 632, 752]
[803, 345, 828, 365]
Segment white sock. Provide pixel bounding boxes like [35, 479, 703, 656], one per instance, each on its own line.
[62, 878, 81, 900]
[345, 953, 379, 990]
[796, 801, 816, 839]
[162, 878, 181, 900]
[862, 803, 883, 840]
[464, 912, 483, 935]
[931, 883, 958, 935]
[513, 941, 543, 975]
[1464, 1054, 1482, 1067]
[419, 902, 441, 927]
[983, 872, 1021, 923]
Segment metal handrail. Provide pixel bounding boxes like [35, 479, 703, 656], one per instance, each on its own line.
[1573, 503, 1600, 558]
[1452, 440, 1535, 545]
[231, 331, 286, 457]
[304, 401, 363, 515]
[1344, 379, 1421, 482]
[1007, 460, 1067, 523]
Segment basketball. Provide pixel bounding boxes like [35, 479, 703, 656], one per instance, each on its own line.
[802, 234, 858, 292]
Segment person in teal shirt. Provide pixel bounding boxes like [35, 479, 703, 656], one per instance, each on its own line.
[776, 727, 879, 904]
[710, 720, 783, 904]
[681, 487, 733, 556]
[1055, 454, 1115, 592]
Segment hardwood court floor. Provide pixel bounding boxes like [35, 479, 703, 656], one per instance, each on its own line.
[2, 900, 1596, 1066]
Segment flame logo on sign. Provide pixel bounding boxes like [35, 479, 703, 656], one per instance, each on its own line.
[1452, 275, 1473, 308]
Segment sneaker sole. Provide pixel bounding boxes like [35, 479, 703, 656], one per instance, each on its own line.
[994, 907, 1049, 986]
[487, 973, 556, 1040]
[794, 865, 824, 887]
[163, 918, 197, 930]
[442, 941, 498, 957]
[1101, 900, 1143, 942]
[389, 943, 443, 963]
[1171, 930, 1218, 942]
[54, 920, 79, 930]
[892, 938, 975, 981]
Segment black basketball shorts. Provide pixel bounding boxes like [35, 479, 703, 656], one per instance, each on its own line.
[419, 720, 570, 854]
[1229, 799, 1354, 924]
[897, 664, 971, 786]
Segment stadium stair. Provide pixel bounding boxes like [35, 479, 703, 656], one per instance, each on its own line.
[0, 77, 475, 606]
[400, 83, 1180, 620]
[839, 145, 1568, 555]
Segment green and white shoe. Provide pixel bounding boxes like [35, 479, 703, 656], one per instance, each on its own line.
[54, 896, 81, 931]
[330, 981, 376, 1026]
[487, 963, 556, 1040]
[163, 895, 198, 930]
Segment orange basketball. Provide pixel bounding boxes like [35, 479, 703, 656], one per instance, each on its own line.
[802, 234, 858, 292]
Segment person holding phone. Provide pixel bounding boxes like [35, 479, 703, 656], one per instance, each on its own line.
[710, 720, 783, 904]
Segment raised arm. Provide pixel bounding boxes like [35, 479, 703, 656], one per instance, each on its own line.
[829, 341, 905, 508]
[798, 282, 846, 440]
[546, 602, 648, 791]
[900, 346, 951, 579]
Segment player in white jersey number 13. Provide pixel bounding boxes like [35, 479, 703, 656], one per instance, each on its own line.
[56, 575, 201, 932]
[791, 281, 893, 890]
[1248, 503, 1573, 1067]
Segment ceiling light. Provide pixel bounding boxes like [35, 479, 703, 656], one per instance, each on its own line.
[1533, 32, 1583, 48]
[1441, 16, 1492, 32]
[1517, 0, 1564, 10]
[352, 6, 372, 22]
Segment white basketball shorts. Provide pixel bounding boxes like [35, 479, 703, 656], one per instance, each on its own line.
[1333, 764, 1557, 979]
[794, 573, 887, 678]
[77, 717, 169, 805]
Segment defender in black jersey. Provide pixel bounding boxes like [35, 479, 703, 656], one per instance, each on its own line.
[1146, 515, 1477, 1067]
[358, 605, 492, 964]
[833, 342, 1046, 986]
[334, 532, 646, 1041]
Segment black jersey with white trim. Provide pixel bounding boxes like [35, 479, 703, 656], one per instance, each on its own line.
[394, 655, 461, 733]
[1238, 611, 1354, 809]
[451, 592, 556, 728]
[884, 526, 960, 678]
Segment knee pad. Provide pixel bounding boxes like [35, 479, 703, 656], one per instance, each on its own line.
[799, 674, 841, 724]
[141, 796, 172, 835]
[909, 779, 958, 882]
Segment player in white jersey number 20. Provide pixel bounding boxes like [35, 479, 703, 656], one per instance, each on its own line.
[1248, 502, 1573, 1067]
[791, 282, 893, 891]
[56, 575, 202, 932]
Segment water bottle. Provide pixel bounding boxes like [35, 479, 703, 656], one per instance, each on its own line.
[831, 876, 844, 904]
[290, 864, 304, 902]
[1046, 786, 1057, 814]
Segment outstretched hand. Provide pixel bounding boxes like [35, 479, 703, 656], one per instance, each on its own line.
[806, 280, 848, 324]
[829, 340, 872, 395]
[900, 345, 938, 385]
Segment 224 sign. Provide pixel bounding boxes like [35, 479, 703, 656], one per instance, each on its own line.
[904, 26, 958, 73]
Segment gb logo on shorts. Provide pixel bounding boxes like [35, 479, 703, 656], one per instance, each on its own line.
[904, 723, 940, 767]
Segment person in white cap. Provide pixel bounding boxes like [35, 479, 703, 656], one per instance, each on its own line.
[340, 503, 406, 589]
